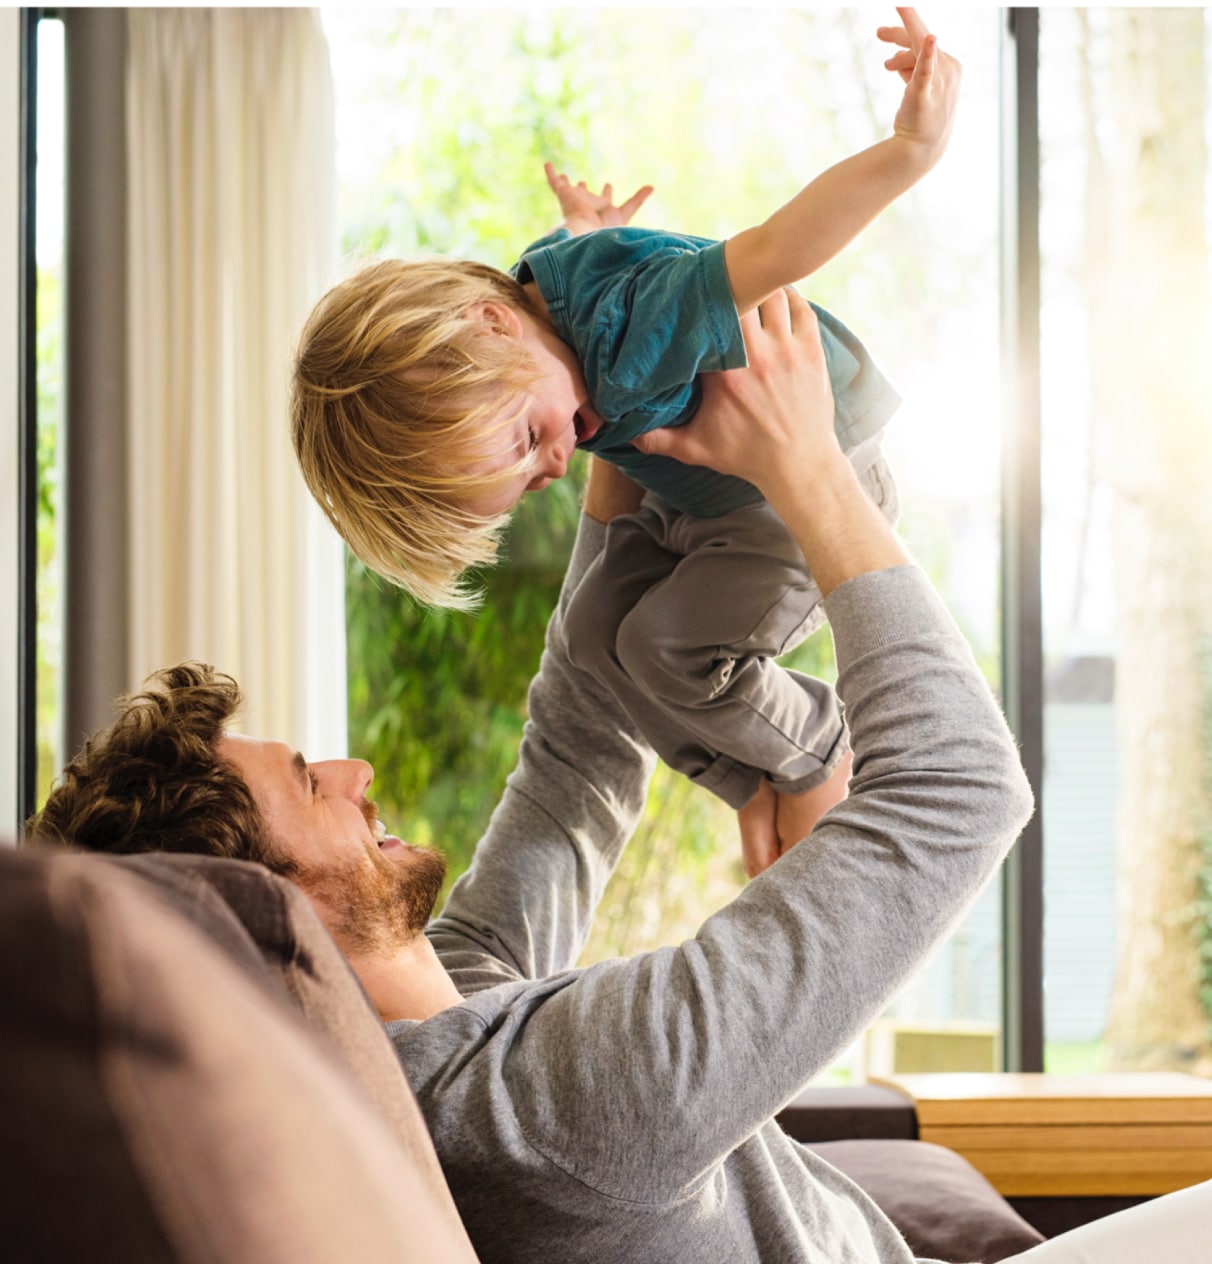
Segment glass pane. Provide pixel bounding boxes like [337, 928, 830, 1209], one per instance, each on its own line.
[324, 7, 1004, 1079]
[35, 17, 65, 807]
[1040, 9, 1212, 1074]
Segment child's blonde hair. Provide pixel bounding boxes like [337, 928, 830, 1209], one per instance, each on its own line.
[291, 257, 541, 609]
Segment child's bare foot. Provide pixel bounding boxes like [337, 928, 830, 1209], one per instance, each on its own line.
[775, 750, 854, 852]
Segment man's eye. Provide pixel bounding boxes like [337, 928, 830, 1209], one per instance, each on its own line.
[308, 770, 319, 796]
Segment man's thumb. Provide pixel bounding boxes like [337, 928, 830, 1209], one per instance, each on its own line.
[631, 427, 677, 458]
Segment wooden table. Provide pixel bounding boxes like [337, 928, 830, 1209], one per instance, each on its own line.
[874, 1072, 1212, 1197]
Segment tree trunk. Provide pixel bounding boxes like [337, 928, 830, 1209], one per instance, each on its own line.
[1090, 9, 1212, 1072]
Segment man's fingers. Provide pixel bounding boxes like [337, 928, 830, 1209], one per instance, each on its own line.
[784, 287, 814, 327]
[755, 287, 793, 329]
[631, 425, 681, 460]
[875, 24, 910, 48]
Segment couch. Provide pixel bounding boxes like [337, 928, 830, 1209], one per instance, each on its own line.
[0, 844, 1047, 1262]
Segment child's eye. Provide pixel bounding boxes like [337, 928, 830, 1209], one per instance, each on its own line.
[528, 427, 539, 452]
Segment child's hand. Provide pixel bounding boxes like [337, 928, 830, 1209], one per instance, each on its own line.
[544, 162, 654, 236]
[877, 8, 961, 165]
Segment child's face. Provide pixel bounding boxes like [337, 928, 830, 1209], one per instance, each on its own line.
[464, 316, 603, 518]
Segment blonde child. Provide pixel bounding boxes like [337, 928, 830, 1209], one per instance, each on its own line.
[292, 9, 960, 862]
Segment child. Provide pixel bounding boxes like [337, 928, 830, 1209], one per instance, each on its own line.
[292, 8, 960, 861]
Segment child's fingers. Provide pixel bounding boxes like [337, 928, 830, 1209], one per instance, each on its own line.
[738, 780, 780, 880]
[911, 33, 937, 85]
[897, 6, 930, 45]
[884, 49, 916, 75]
[618, 184, 655, 220]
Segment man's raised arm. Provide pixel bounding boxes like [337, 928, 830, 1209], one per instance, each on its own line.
[498, 290, 1034, 1198]
[634, 288, 910, 594]
[424, 459, 655, 991]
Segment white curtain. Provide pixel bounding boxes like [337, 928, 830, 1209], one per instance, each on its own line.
[126, 8, 347, 756]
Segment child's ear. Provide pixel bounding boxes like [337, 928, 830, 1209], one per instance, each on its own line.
[465, 300, 524, 338]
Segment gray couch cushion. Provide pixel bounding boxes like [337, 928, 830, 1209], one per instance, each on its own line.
[111, 852, 438, 1168]
[0, 845, 479, 1263]
[778, 1083, 919, 1142]
[812, 1139, 1046, 1263]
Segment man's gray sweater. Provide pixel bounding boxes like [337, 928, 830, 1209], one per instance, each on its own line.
[389, 517, 1034, 1263]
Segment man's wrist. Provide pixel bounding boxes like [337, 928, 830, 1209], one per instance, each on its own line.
[765, 452, 910, 599]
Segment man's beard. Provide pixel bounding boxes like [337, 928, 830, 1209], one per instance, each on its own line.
[296, 840, 447, 957]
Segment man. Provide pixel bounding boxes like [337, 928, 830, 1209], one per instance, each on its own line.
[28, 290, 1067, 1261]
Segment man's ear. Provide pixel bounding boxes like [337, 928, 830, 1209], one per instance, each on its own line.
[465, 300, 524, 338]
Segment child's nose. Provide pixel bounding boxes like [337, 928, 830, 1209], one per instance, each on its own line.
[548, 437, 572, 477]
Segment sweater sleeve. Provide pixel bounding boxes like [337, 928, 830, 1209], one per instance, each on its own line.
[424, 514, 658, 993]
[500, 565, 1035, 1202]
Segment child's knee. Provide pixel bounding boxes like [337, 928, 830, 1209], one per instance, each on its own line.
[615, 609, 717, 706]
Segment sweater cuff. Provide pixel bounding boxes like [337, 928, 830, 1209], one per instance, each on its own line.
[824, 564, 960, 675]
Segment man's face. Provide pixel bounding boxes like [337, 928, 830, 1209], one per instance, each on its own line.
[216, 735, 446, 956]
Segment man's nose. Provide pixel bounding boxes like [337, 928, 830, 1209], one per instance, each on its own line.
[312, 758, 374, 800]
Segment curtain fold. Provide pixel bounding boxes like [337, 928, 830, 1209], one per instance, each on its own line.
[126, 8, 347, 755]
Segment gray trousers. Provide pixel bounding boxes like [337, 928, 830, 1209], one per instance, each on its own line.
[564, 444, 899, 809]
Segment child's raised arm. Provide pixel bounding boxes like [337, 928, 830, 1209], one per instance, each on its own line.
[723, 7, 960, 315]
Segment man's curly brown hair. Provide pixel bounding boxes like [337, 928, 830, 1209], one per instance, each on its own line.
[24, 662, 283, 870]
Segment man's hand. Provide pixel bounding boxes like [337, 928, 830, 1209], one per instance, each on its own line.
[878, 8, 961, 164]
[544, 162, 654, 237]
[634, 287, 911, 599]
[633, 289, 842, 506]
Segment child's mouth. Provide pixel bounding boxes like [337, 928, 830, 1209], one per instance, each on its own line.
[574, 407, 602, 446]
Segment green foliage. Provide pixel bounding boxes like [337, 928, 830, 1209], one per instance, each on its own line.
[35, 265, 64, 804]
[346, 456, 588, 896]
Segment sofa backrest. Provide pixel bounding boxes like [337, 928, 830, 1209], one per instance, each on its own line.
[0, 845, 480, 1263]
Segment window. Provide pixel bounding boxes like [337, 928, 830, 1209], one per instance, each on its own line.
[1039, 8, 1212, 1074]
[325, 7, 1005, 1079]
[34, 15, 65, 809]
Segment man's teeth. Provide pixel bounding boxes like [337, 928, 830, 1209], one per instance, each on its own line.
[372, 818, 387, 841]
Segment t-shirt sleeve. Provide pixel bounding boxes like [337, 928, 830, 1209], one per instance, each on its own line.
[509, 226, 572, 277]
[519, 228, 748, 415]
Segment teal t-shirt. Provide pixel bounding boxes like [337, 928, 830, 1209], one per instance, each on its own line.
[512, 226, 899, 518]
